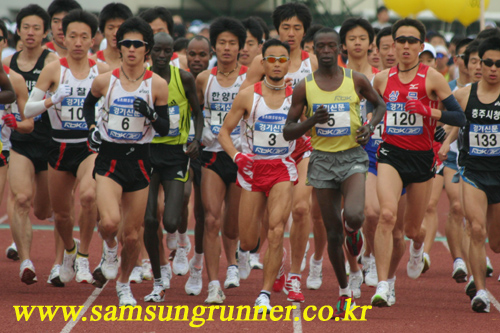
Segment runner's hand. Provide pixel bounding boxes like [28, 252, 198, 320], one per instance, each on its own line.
[356, 125, 371, 145]
[438, 141, 449, 161]
[185, 140, 200, 159]
[313, 105, 330, 124]
[51, 84, 71, 105]
[2, 114, 17, 129]
[133, 97, 158, 121]
[88, 127, 101, 152]
[406, 99, 431, 118]
[233, 152, 255, 172]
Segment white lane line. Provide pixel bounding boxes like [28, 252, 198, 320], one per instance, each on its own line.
[292, 302, 302, 333]
[60, 282, 108, 333]
[436, 231, 500, 313]
[0, 214, 8, 224]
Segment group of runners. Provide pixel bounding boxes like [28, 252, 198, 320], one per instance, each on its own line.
[1, 0, 500, 318]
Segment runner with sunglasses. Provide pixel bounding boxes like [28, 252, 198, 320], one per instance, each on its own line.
[284, 27, 386, 319]
[371, 18, 466, 307]
[83, 17, 170, 306]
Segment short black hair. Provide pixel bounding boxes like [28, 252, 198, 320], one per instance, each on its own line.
[272, 3, 312, 34]
[98, 3, 132, 34]
[340, 17, 375, 45]
[249, 16, 269, 40]
[116, 17, 154, 58]
[138, 7, 173, 35]
[62, 9, 98, 38]
[188, 35, 211, 51]
[392, 18, 426, 42]
[376, 26, 393, 49]
[0, 19, 8, 39]
[313, 27, 340, 44]
[173, 37, 189, 53]
[476, 27, 500, 41]
[478, 37, 500, 59]
[455, 37, 473, 55]
[47, 0, 82, 19]
[301, 24, 324, 49]
[16, 4, 51, 33]
[241, 18, 263, 44]
[463, 39, 480, 68]
[261, 38, 290, 57]
[377, 5, 388, 15]
[209, 17, 246, 51]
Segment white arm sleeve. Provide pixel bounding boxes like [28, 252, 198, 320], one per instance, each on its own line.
[24, 87, 48, 119]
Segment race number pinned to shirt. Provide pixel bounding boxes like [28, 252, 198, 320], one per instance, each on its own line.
[368, 121, 385, 150]
[61, 97, 87, 130]
[168, 105, 180, 137]
[253, 113, 288, 156]
[210, 102, 240, 135]
[469, 124, 500, 156]
[108, 96, 145, 141]
[385, 102, 423, 135]
[313, 103, 351, 137]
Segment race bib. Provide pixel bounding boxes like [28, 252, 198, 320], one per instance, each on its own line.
[313, 103, 351, 137]
[108, 97, 145, 141]
[210, 103, 240, 135]
[61, 97, 87, 130]
[386, 102, 423, 135]
[253, 113, 288, 156]
[367, 121, 384, 150]
[167, 105, 180, 137]
[187, 117, 195, 143]
[469, 124, 500, 156]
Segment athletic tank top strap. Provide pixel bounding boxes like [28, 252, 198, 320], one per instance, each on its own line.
[96, 50, 106, 63]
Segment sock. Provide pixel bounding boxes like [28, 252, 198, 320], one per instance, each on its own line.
[339, 286, 350, 296]
[288, 273, 301, 280]
[178, 232, 188, 247]
[154, 278, 163, 287]
[108, 242, 118, 252]
[344, 221, 354, 233]
[142, 258, 151, 264]
[76, 252, 88, 258]
[370, 253, 375, 260]
[66, 243, 76, 254]
[454, 257, 463, 262]
[192, 253, 203, 269]
[208, 280, 220, 288]
[312, 257, 323, 266]
[259, 290, 271, 299]
[116, 281, 129, 289]
[412, 242, 424, 255]
[387, 276, 396, 284]
[350, 270, 362, 277]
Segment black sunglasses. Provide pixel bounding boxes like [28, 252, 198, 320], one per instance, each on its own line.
[395, 36, 423, 45]
[481, 58, 500, 68]
[118, 39, 148, 48]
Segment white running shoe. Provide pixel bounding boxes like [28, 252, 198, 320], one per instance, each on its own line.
[486, 256, 493, 277]
[348, 271, 363, 298]
[142, 259, 153, 281]
[20, 259, 37, 285]
[129, 266, 143, 284]
[6, 242, 19, 261]
[238, 250, 251, 280]
[249, 253, 263, 269]
[255, 294, 272, 314]
[364, 255, 378, 287]
[306, 255, 323, 290]
[60, 239, 80, 283]
[166, 232, 177, 250]
[47, 264, 64, 287]
[144, 284, 166, 302]
[422, 252, 431, 273]
[205, 284, 225, 304]
[173, 246, 189, 276]
[117, 283, 137, 307]
[452, 258, 468, 283]
[75, 256, 94, 284]
[388, 278, 396, 306]
[224, 265, 240, 288]
[471, 290, 490, 313]
[101, 240, 119, 280]
[161, 263, 172, 289]
[300, 241, 310, 272]
[371, 281, 390, 307]
[185, 259, 203, 296]
[407, 241, 424, 279]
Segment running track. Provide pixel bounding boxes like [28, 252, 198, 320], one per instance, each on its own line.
[1, 188, 499, 332]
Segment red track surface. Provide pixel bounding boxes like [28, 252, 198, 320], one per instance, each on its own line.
[1, 189, 499, 332]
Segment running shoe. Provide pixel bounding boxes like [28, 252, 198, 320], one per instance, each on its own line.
[452, 258, 468, 283]
[272, 248, 287, 292]
[422, 253, 431, 274]
[166, 232, 177, 251]
[224, 265, 240, 288]
[75, 256, 94, 284]
[249, 253, 263, 269]
[388, 279, 396, 306]
[60, 239, 80, 283]
[144, 284, 166, 302]
[284, 275, 305, 302]
[333, 293, 356, 319]
[471, 290, 490, 313]
[306, 255, 323, 290]
[364, 255, 378, 287]
[6, 242, 19, 261]
[345, 229, 363, 257]
[142, 259, 153, 281]
[101, 240, 119, 280]
[92, 265, 107, 288]
[371, 281, 390, 307]
[465, 277, 477, 300]
[173, 246, 189, 276]
[129, 266, 143, 283]
[486, 256, 493, 277]
[117, 283, 137, 307]
[161, 263, 172, 289]
[205, 284, 225, 304]
[19, 259, 37, 285]
[47, 264, 64, 287]
[185, 259, 202, 296]
[348, 270, 363, 298]
[238, 250, 251, 280]
[407, 241, 424, 279]
[255, 294, 272, 314]
[300, 241, 310, 272]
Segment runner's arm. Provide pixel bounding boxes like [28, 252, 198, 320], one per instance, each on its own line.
[0, 65, 15, 104]
[239, 55, 265, 91]
[10, 71, 34, 134]
[429, 70, 466, 126]
[219, 87, 250, 160]
[181, 70, 203, 144]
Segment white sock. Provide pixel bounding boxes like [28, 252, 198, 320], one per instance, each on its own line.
[208, 280, 220, 288]
[116, 281, 130, 288]
[339, 286, 350, 296]
[388, 276, 396, 284]
[350, 270, 362, 277]
[178, 232, 188, 247]
[312, 256, 323, 266]
[192, 253, 204, 269]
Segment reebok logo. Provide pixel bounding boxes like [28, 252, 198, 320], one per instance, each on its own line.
[379, 148, 389, 156]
